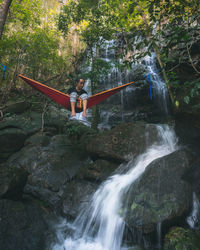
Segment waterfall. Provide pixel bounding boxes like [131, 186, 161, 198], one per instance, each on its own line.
[144, 53, 169, 115]
[51, 42, 177, 250]
[52, 125, 178, 250]
[187, 192, 200, 230]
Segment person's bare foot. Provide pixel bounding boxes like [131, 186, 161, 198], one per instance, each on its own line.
[82, 112, 87, 117]
[71, 112, 76, 116]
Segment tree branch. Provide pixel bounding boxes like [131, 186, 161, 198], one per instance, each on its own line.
[186, 43, 200, 74]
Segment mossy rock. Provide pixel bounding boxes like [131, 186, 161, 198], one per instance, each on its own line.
[3, 100, 31, 114]
[124, 150, 193, 234]
[164, 227, 200, 250]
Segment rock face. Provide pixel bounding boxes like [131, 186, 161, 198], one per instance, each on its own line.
[124, 150, 192, 236]
[61, 180, 97, 219]
[77, 159, 118, 183]
[175, 112, 200, 155]
[7, 133, 89, 209]
[0, 163, 28, 200]
[87, 122, 159, 162]
[0, 105, 69, 162]
[2, 100, 31, 114]
[0, 199, 50, 250]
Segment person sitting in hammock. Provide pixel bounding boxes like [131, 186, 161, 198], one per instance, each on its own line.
[67, 78, 88, 117]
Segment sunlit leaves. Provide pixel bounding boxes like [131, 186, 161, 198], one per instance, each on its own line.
[8, 0, 42, 28]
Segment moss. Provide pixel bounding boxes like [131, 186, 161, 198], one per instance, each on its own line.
[127, 192, 181, 226]
[164, 227, 200, 250]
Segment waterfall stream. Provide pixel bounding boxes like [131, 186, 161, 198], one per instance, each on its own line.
[52, 125, 178, 250]
[144, 53, 169, 115]
[52, 42, 178, 249]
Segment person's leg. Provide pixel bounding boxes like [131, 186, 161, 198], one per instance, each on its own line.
[80, 93, 88, 117]
[82, 100, 88, 117]
[70, 92, 77, 116]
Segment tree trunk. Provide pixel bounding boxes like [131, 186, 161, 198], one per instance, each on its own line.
[0, 0, 13, 39]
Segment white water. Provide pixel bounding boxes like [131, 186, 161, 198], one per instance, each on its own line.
[144, 53, 169, 115]
[187, 192, 200, 230]
[52, 125, 178, 250]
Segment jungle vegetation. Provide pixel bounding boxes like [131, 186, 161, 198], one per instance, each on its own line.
[0, 0, 200, 107]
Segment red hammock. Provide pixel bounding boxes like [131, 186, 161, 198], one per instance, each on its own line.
[18, 74, 134, 112]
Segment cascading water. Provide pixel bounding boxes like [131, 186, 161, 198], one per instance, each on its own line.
[52, 125, 178, 250]
[52, 41, 178, 250]
[144, 53, 169, 115]
[187, 192, 200, 230]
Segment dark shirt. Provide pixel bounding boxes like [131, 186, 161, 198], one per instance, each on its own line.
[67, 87, 87, 96]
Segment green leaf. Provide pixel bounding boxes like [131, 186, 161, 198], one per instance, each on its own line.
[184, 96, 190, 104]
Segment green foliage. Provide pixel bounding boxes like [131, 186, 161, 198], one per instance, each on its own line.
[0, 27, 66, 80]
[0, 0, 76, 102]
[7, 0, 42, 29]
[183, 78, 200, 104]
[164, 227, 200, 250]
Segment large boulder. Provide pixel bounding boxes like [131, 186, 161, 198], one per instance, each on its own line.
[0, 127, 27, 162]
[183, 156, 200, 205]
[175, 112, 200, 155]
[86, 122, 160, 162]
[124, 150, 193, 235]
[0, 199, 50, 250]
[7, 133, 89, 209]
[0, 105, 69, 162]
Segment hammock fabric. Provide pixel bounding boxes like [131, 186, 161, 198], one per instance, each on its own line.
[18, 74, 134, 112]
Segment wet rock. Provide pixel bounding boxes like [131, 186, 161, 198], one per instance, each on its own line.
[61, 180, 97, 219]
[77, 159, 118, 183]
[0, 163, 28, 200]
[125, 150, 193, 234]
[163, 227, 200, 250]
[183, 156, 200, 204]
[0, 199, 49, 250]
[87, 122, 159, 162]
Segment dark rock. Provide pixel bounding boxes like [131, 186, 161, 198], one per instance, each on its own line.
[124, 150, 193, 235]
[77, 159, 118, 183]
[24, 133, 51, 147]
[43, 105, 69, 132]
[163, 227, 200, 250]
[0, 127, 27, 162]
[87, 122, 159, 162]
[183, 156, 200, 203]
[0, 199, 49, 250]
[0, 106, 69, 162]
[2, 100, 31, 114]
[7, 134, 89, 208]
[61, 180, 97, 219]
[175, 112, 200, 155]
[0, 163, 28, 200]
